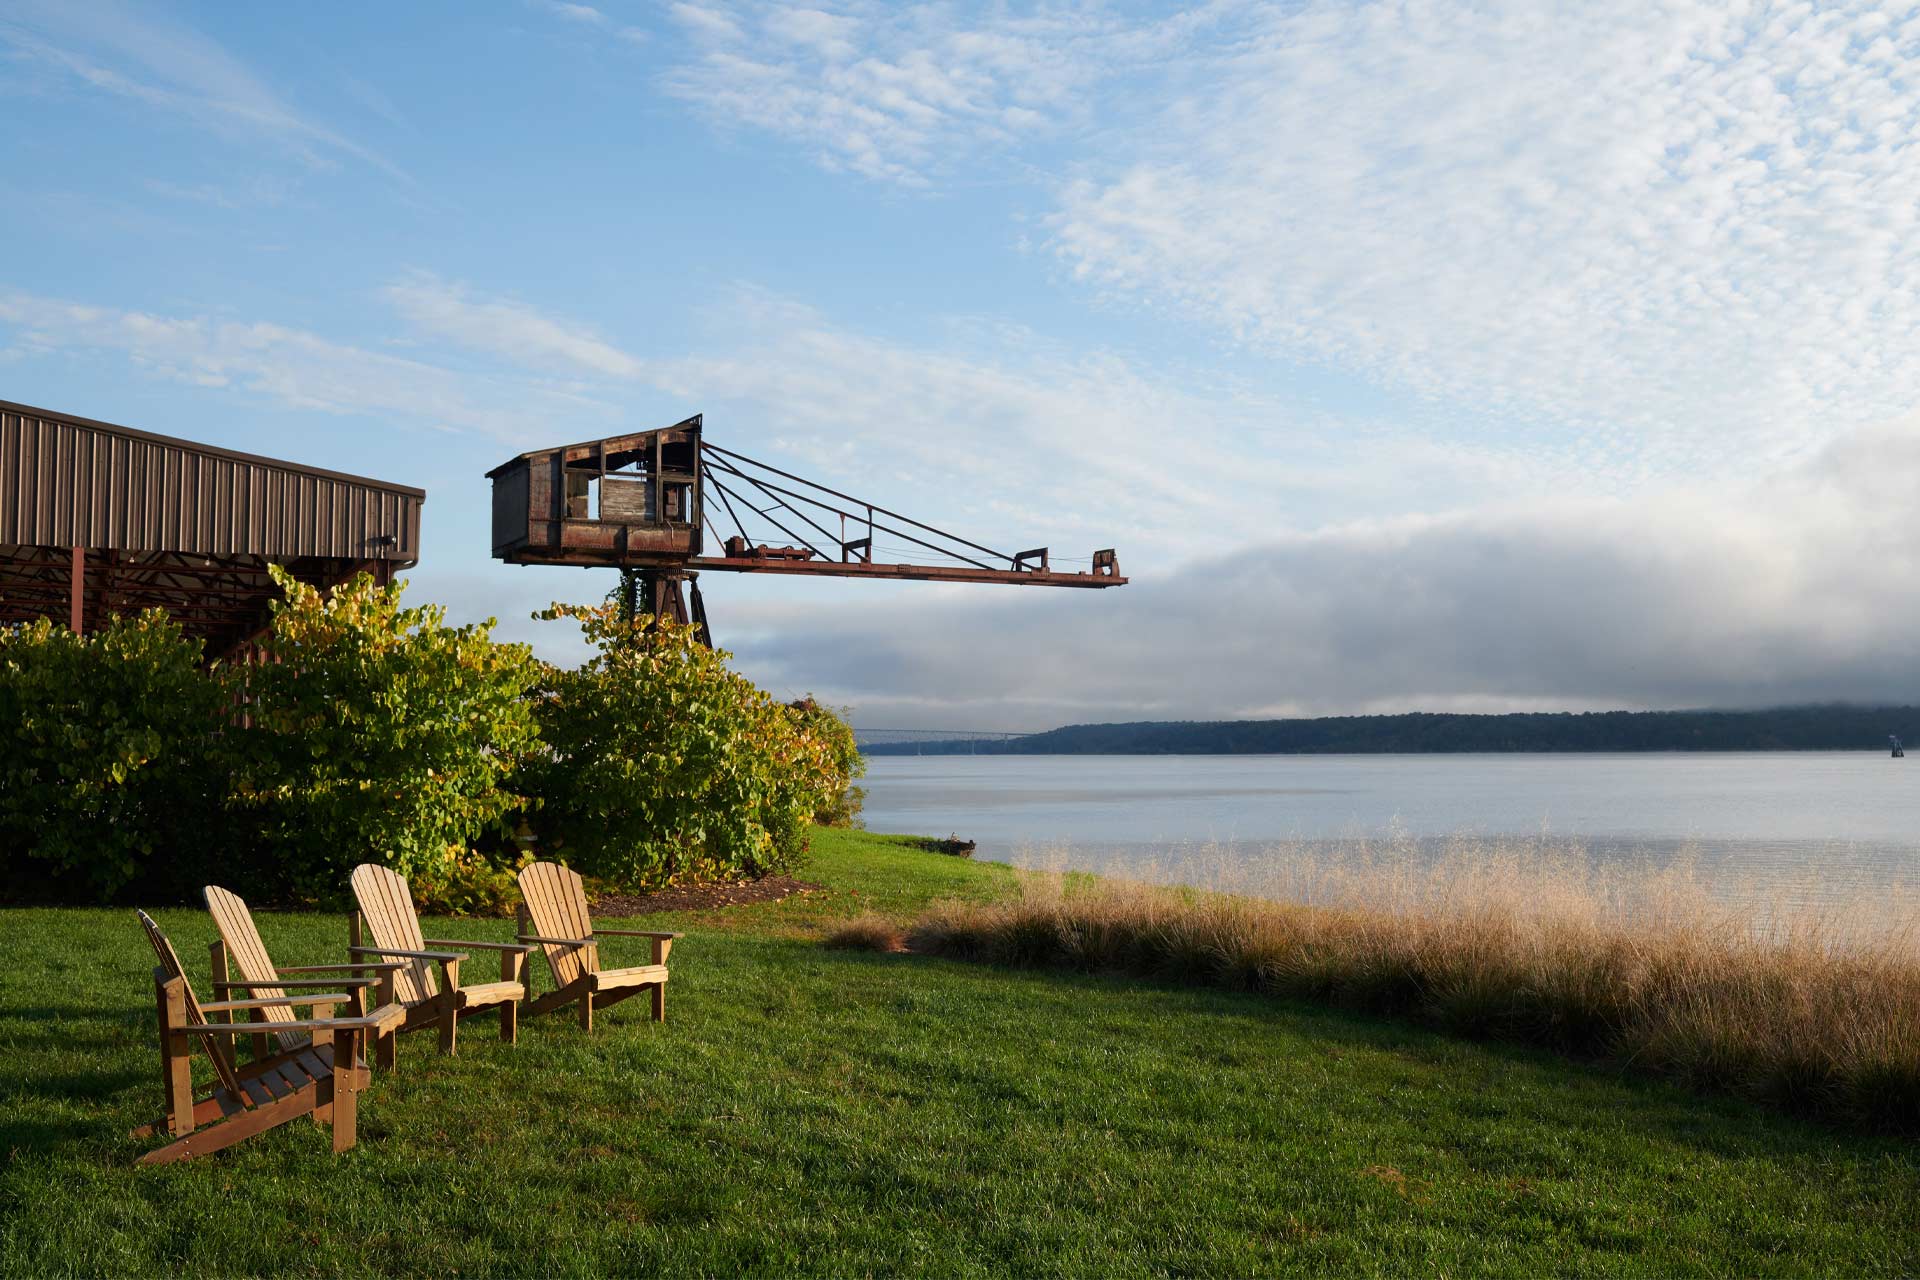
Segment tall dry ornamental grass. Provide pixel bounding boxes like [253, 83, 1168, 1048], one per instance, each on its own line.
[908, 839, 1920, 1131]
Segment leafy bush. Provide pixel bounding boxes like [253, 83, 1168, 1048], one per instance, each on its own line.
[409, 846, 535, 917]
[523, 604, 850, 889]
[223, 568, 542, 904]
[0, 611, 227, 901]
[788, 696, 865, 826]
[3, 575, 854, 908]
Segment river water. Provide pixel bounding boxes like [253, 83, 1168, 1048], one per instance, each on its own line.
[858, 752, 1920, 911]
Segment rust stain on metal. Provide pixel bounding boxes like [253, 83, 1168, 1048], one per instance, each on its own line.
[487, 413, 1127, 630]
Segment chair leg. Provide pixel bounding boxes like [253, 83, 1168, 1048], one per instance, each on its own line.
[157, 982, 195, 1138]
[578, 989, 593, 1032]
[332, 1032, 359, 1152]
[439, 999, 459, 1055]
[377, 1025, 397, 1072]
[651, 982, 665, 1023]
[501, 998, 518, 1045]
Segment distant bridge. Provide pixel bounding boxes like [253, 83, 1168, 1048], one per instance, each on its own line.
[854, 727, 1034, 753]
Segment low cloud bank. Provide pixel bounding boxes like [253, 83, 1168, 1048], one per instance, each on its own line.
[723, 424, 1920, 730]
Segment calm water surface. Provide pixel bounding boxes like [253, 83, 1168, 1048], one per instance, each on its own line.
[859, 752, 1920, 904]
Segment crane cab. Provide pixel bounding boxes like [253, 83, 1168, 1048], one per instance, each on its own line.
[488, 416, 704, 566]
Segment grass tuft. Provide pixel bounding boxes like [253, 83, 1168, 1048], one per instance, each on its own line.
[822, 913, 904, 952]
[911, 846, 1920, 1132]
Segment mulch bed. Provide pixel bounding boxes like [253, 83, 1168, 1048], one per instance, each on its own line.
[589, 874, 825, 916]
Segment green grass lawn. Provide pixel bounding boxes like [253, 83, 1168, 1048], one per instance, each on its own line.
[3, 829, 1917, 1276]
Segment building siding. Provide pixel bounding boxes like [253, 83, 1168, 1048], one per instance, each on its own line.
[0, 401, 423, 562]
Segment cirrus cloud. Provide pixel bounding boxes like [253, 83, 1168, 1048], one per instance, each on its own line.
[1051, 0, 1920, 466]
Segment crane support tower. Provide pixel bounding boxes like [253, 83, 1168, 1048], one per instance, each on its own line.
[487, 414, 1125, 642]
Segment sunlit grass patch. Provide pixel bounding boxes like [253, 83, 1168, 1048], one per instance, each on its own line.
[3, 829, 1916, 1276]
[914, 839, 1920, 1131]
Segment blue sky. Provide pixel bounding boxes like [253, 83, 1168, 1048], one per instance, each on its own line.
[5, 0, 1920, 728]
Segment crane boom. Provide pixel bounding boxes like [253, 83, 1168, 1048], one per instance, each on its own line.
[486, 413, 1126, 641]
[684, 554, 1120, 587]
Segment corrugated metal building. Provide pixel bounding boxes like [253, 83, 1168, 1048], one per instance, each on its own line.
[0, 399, 425, 657]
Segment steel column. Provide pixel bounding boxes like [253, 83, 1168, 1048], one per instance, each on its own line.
[69, 546, 84, 633]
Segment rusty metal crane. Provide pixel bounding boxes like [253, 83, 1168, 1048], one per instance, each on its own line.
[487, 414, 1125, 641]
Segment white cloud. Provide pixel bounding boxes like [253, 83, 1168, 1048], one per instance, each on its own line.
[1049, 0, 1920, 470]
[659, 2, 1920, 483]
[659, 1, 1227, 185]
[13, 277, 1918, 722]
[142, 175, 293, 210]
[0, 289, 607, 441]
[645, 288, 1507, 560]
[725, 420, 1920, 727]
[375, 277, 1614, 557]
[670, 3, 745, 44]
[0, 0, 406, 182]
[544, 2, 607, 24]
[383, 273, 645, 380]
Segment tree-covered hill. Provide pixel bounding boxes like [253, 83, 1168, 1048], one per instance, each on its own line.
[864, 706, 1920, 755]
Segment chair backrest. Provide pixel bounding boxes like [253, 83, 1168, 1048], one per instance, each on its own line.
[137, 910, 244, 1099]
[203, 885, 305, 1052]
[518, 861, 600, 989]
[349, 864, 437, 1005]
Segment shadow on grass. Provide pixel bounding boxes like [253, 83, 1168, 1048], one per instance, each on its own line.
[0, 1113, 128, 1152]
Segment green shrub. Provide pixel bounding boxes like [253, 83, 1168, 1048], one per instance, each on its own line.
[409, 846, 534, 917]
[0, 611, 226, 901]
[223, 568, 542, 904]
[788, 695, 865, 826]
[522, 604, 848, 889]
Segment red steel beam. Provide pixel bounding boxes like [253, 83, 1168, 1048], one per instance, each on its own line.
[69, 547, 83, 633]
[684, 556, 1126, 587]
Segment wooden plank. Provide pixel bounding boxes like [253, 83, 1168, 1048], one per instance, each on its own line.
[263, 1058, 311, 1096]
[591, 965, 670, 989]
[557, 865, 599, 976]
[138, 910, 244, 1098]
[351, 864, 436, 1003]
[205, 885, 306, 1052]
[159, 978, 195, 1136]
[136, 1089, 319, 1165]
[515, 862, 674, 1033]
[520, 863, 587, 989]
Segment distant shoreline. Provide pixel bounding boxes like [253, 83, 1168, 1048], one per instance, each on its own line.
[862, 705, 1919, 756]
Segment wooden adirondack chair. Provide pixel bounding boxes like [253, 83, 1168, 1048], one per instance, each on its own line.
[348, 863, 530, 1054]
[515, 861, 681, 1031]
[132, 910, 405, 1164]
[204, 884, 406, 1071]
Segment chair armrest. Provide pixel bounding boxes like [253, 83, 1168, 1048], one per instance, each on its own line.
[213, 977, 373, 990]
[593, 929, 684, 940]
[200, 994, 353, 1012]
[276, 961, 407, 974]
[363, 1002, 408, 1033]
[348, 945, 466, 962]
[422, 937, 534, 954]
[183, 1014, 390, 1036]
[517, 934, 592, 948]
